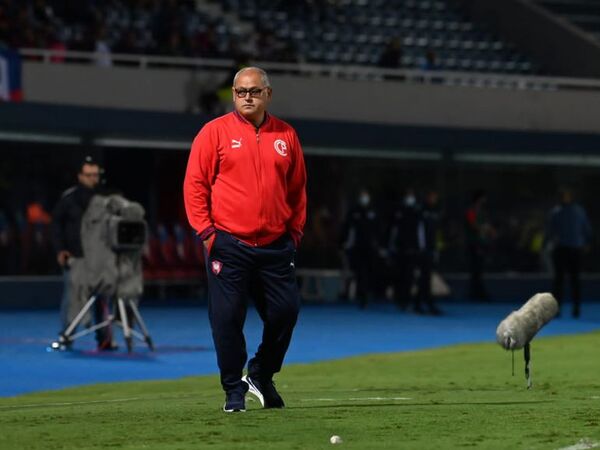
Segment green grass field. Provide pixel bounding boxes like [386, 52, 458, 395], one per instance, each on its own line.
[1, 332, 599, 449]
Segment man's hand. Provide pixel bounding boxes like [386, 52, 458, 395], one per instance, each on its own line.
[57, 250, 72, 267]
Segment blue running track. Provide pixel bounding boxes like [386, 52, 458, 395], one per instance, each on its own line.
[1, 302, 599, 397]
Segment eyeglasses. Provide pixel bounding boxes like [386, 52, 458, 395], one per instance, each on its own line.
[81, 172, 100, 178]
[234, 87, 267, 98]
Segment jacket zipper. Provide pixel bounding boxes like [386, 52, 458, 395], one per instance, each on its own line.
[254, 128, 262, 246]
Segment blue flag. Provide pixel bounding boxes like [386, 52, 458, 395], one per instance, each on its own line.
[0, 48, 23, 102]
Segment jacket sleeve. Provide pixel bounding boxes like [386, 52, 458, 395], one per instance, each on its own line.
[286, 130, 307, 246]
[183, 125, 219, 237]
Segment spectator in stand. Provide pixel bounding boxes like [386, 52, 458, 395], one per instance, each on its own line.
[255, 29, 283, 62]
[0, 3, 11, 46]
[47, 30, 66, 62]
[421, 48, 438, 71]
[378, 37, 402, 68]
[30, 0, 58, 30]
[93, 25, 112, 67]
[113, 29, 142, 55]
[158, 29, 188, 57]
[192, 23, 219, 58]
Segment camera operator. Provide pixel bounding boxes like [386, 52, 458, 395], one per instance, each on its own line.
[52, 156, 115, 351]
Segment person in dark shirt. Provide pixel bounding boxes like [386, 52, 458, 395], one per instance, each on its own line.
[546, 188, 591, 318]
[378, 37, 402, 68]
[465, 189, 493, 301]
[388, 188, 421, 311]
[340, 189, 381, 308]
[414, 190, 443, 315]
[52, 157, 113, 350]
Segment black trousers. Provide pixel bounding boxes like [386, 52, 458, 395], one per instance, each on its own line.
[347, 249, 374, 308]
[552, 246, 582, 312]
[468, 245, 488, 300]
[205, 231, 300, 394]
[415, 252, 435, 310]
[394, 252, 417, 309]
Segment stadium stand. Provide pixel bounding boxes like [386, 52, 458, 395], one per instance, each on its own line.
[0, 0, 244, 59]
[0, 0, 538, 74]
[219, 0, 537, 73]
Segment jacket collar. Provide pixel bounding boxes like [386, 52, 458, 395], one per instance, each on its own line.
[233, 110, 270, 129]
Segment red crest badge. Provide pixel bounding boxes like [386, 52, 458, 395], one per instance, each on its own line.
[211, 260, 223, 275]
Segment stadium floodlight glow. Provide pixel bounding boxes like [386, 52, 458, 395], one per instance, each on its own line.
[496, 292, 559, 389]
[0, 131, 82, 145]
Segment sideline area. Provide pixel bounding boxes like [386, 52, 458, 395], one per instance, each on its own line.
[1, 302, 599, 397]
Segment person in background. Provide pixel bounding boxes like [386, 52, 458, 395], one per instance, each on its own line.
[414, 190, 443, 315]
[378, 37, 402, 68]
[340, 188, 381, 308]
[465, 189, 493, 301]
[388, 188, 421, 311]
[546, 187, 591, 318]
[52, 156, 114, 350]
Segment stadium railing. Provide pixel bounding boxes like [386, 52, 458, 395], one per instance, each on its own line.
[18, 48, 600, 93]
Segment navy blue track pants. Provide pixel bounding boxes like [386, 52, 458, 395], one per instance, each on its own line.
[205, 230, 300, 394]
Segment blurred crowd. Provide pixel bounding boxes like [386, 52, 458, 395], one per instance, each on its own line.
[0, 0, 297, 63]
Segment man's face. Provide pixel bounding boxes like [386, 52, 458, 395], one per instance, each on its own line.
[78, 163, 100, 189]
[232, 70, 272, 122]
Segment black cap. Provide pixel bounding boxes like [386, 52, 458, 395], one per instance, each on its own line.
[79, 155, 99, 173]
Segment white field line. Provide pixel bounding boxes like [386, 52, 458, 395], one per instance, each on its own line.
[301, 397, 412, 402]
[558, 439, 600, 450]
[0, 397, 141, 410]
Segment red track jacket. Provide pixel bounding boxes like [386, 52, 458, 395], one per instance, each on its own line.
[184, 111, 307, 247]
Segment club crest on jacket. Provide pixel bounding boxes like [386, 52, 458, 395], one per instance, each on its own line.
[211, 260, 223, 275]
[274, 139, 288, 156]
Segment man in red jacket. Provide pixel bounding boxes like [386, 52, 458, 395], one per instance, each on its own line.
[184, 67, 307, 413]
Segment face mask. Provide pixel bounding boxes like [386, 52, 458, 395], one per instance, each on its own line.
[404, 195, 416, 206]
[359, 194, 370, 207]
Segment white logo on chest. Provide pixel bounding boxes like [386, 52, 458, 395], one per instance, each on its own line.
[231, 138, 242, 149]
[274, 139, 288, 157]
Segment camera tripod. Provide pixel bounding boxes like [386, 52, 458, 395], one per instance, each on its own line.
[51, 293, 154, 353]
